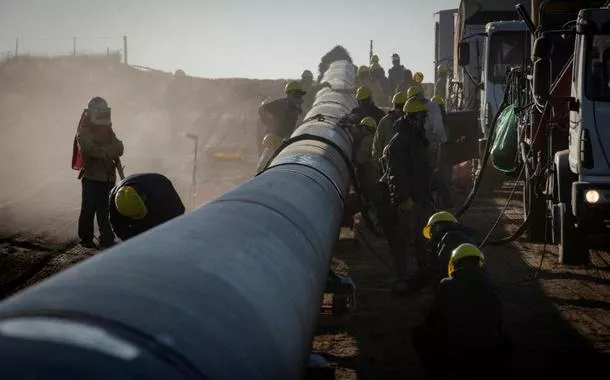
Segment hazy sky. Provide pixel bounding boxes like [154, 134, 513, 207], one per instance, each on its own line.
[0, 0, 458, 80]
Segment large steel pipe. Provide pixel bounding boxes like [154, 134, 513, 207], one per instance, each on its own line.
[0, 60, 356, 380]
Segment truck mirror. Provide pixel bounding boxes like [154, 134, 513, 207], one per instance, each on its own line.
[458, 42, 470, 66]
[533, 58, 551, 102]
[533, 36, 552, 59]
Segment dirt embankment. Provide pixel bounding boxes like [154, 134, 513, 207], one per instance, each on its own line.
[0, 55, 285, 242]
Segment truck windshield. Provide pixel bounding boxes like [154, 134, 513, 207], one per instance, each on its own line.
[488, 31, 528, 84]
[585, 35, 610, 101]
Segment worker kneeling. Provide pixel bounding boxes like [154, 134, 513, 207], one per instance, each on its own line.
[422, 211, 481, 285]
[109, 173, 186, 241]
[412, 243, 509, 380]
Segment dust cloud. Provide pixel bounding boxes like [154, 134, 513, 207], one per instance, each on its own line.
[0, 55, 285, 242]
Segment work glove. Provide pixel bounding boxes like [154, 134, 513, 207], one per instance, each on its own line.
[399, 198, 414, 211]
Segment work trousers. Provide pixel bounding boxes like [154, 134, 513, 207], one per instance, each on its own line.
[78, 178, 115, 245]
[377, 185, 433, 279]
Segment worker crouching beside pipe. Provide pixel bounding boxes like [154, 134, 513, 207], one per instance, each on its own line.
[109, 173, 185, 241]
[411, 243, 510, 380]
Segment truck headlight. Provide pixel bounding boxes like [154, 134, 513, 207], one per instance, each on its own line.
[585, 190, 600, 203]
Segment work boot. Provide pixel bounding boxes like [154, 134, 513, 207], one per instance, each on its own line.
[79, 240, 97, 249]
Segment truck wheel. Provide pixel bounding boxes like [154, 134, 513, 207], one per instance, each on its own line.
[558, 202, 589, 265]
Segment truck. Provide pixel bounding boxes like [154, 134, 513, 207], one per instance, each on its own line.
[508, 0, 610, 264]
[441, 1, 530, 175]
[434, 8, 458, 86]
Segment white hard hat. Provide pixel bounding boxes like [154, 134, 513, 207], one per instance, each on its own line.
[87, 96, 111, 125]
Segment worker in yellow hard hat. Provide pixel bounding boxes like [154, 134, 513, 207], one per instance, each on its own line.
[378, 97, 434, 291]
[356, 65, 371, 88]
[412, 243, 507, 380]
[435, 63, 449, 100]
[372, 91, 408, 260]
[348, 85, 386, 125]
[353, 116, 381, 231]
[109, 173, 185, 241]
[257, 79, 306, 157]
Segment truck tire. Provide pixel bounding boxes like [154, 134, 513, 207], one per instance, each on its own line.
[558, 202, 589, 265]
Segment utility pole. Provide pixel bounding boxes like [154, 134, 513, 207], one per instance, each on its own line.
[73, 37, 77, 56]
[123, 35, 128, 64]
[15, 38, 19, 57]
[369, 40, 373, 64]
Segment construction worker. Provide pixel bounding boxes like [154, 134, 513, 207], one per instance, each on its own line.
[299, 69, 317, 116]
[381, 97, 433, 288]
[256, 97, 273, 156]
[412, 243, 506, 380]
[422, 211, 480, 284]
[354, 117, 379, 228]
[348, 86, 386, 124]
[371, 91, 407, 164]
[387, 53, 405, 96]
[407, 85, 447, 170]
[431, 95, 453, 208]
[258, 80, 306, 142]
[369, 62, 389, 106]
[435, 64, 449, 99]
[356, 65, 371, 88]
[76, 96, 124, 249]
[396, 68, 414, 94]
[109, 173, 185, 241]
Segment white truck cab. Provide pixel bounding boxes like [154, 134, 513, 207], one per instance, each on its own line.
[568, 8, 610, 231]
[480, 20, 530, 137]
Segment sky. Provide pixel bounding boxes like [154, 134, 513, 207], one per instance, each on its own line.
[0, 0, 459, 80]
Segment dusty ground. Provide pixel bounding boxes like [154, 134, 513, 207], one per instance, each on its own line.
[0, 55, 608, 379]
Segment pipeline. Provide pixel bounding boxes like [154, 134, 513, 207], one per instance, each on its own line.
[0, 60, 357, 379]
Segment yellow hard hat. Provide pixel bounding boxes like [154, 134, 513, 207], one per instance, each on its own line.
[360, 116, 377, 131]
[422, 211, 458, 239]
[357, 65, 369, 77]
[115, 186, 148, 220]
[371, 54, 379, 64]
[262, 133, 282, 149]
[413, 71, 424, 83]
[356, 86, 373, 101]
[285, 80, 306, 95]
[431, 95, 445, 105]
[407, 85, 424, 98]
[448, 243, 485, 276]
[392, 91, 407, 106]
[301, 70, 313, 80]
[403, 97, 427, 114]
[437, 64, 449, 74]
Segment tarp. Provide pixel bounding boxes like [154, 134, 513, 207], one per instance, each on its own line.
[491, 104, 518, 173]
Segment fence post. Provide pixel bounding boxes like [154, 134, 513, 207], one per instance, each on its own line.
[123, 35, 128, 64]
[73, 37, 77, 56]
[15, 38, 19, 57]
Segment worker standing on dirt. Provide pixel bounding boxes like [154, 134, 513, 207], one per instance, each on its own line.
[412, 243, 507, 380]
[348, 86, 386, 125]
[109, 173, 185, 241]
[387, 54, 405, 95]
[76, 96, 124, 249]
[435, 64, 449, 100]
[299, 70, 317, 116]
[381, 97, 433, 289]
[354, 117, 381, 230]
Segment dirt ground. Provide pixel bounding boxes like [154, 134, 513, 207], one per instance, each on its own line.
[0, 55, 608, 379]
